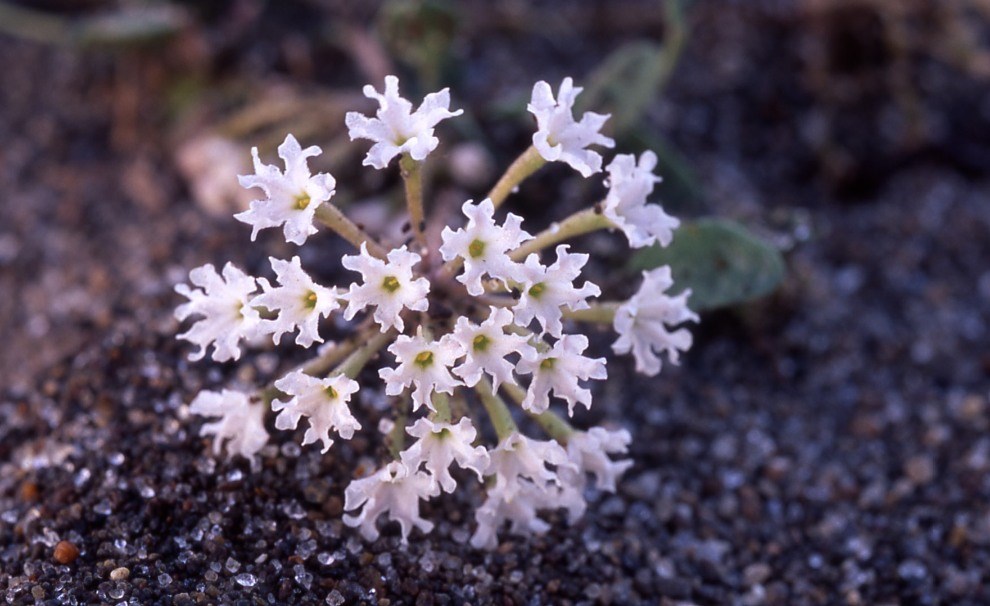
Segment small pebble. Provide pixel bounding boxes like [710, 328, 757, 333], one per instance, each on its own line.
[110, 567, 130, 581]
[53, 540, 80, 564]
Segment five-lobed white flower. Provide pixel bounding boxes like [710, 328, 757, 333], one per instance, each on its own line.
[189, 389, 269, 470]
[400, 417, 490, 493]
[513, 245, 601, 337]
[235, 134, 336, 246]
[528, 77, 615, 177]
[450, 307, 535, 393]
[341, 243, 430, 333]
[346, 75, 464, 170]
[470, 432, 586, 548]
[343, 460, 438, 543]
[613, 266, 697, 376]
[483, 432, 574, 499]
[439, 198, 532, 295]
[470, 480, 554, 550]
[516, 334, 607, 415]
[251, 256, 339, 348]
[602, 151, 680, 248]
[379, 332, 465, 412]
[175, 262, 260, 362]
[271, 370, 361, 454]
[562, 426, 634, 492]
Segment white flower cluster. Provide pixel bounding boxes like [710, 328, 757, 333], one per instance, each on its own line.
[175, 76, 697, 547]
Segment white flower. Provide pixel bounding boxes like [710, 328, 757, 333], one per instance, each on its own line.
[450, 307, 535, 392]
[528, 78, 614, 177]
[603, 152, 679, 248]
[189, 389, 269, 469]
[470, 432, 583, 549]
[251, 256, 339, 348]
[439, 199, 532, 295]
[484, 432, 574, 499]
[346, 75, 463, 170]
[341, 243, 431, 332]
[613, 266, 698, 376]
[513, 245, 601, 337]
[516, 334, 607, 415]
[470, 480, 554, 550]
[271, 370, 361, 454]
[400, 417, 489, 493]
[235, 134, 336, 245]
[343, 461, 438, 543]
[563, 427, 634, 492]
[175, 262, 260, 362]
[379, 332, 464, 412]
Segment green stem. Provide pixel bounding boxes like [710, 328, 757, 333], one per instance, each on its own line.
[0, 2, 69, 45]
[510, 207, 612, 261]
[259, 332, 367, 404]
[562, 302, 620, 324]
[387, 401, 409, 459]
[399, 154, 427, 248]
[333, 329, 396, 379]
[501, 382, 574, 444]
[487, 145, 546, 209]
[430, 392, 452, 424]
[314, 204, 389, 259]
[531, 411, 574, 443]
[475, 377, 518, 440]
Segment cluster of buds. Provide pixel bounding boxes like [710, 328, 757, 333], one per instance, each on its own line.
[175, 75, 698, 548]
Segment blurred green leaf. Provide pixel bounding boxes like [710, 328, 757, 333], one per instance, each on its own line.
[75, 5, 189, 47]
[631, 219, 785, 311]
[0, 2, 188, 48]
[579, 0, 687, 133]
[625, 129, 705, 213]
[378, 0, 459, 92]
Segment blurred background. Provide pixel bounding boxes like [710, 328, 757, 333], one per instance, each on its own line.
[1, 0, 988, 386]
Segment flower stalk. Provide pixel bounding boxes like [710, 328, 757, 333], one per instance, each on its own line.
[475, 377, 518, 440]
[510, 207, 612, 261]
[562, 301, 620, 324]
[487, 145, 546, 209]
[399, 154, 427, 248]
[315, 203, 388, 259]
[501, 381, 574, 443]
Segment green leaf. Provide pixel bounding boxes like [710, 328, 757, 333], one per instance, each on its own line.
[578, 1, 688, 134]
[631, 219, 785, 311]
[378, 0, 459, 92]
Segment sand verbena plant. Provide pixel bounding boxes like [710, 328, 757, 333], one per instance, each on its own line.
[174, 75, 698, 548]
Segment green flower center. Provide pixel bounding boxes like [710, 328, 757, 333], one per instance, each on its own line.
[303, 291, 318, 309]
[528, 282, 546, 298]
[414, 350, 434, 368]
[324, 385, 338, 399]
[382, 276, 401, 293]
[435, 428, 452, 440]
[472, 334, 490, 352]
[294, 193, 311, 210]
[468, 238, 486, 258]
[540, 357, 556, 371]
